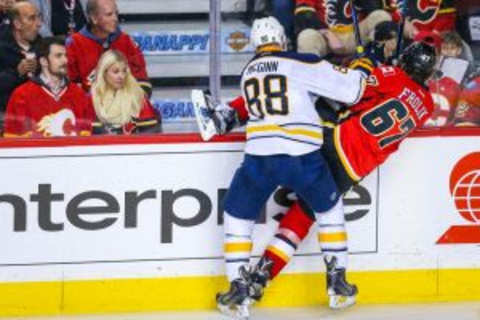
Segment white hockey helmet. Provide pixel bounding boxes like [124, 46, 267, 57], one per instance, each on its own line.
[250, 16, 287, 50]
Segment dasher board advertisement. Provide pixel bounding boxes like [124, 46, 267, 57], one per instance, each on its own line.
[0, 141, 376, 269]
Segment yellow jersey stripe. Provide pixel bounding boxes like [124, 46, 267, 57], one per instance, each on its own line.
[350, 61, 374, 73]
[247, 124, 323, 140]
[294, 6, 316, 14]
[331, 25, 354, 33]
[334, 126, 361, 181]
[224, 242, 253, 253]
[439, 8, 456, 14]
[3, 132, 33, 138]
[266, 245, 290, 263]
[318, 232, 347, 243]
[138, 81, 152, 88]
[135, 120, 158, 127]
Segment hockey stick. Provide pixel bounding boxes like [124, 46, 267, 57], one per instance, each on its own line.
[394, 0, 407, 60]
[349, 0, 364, 55]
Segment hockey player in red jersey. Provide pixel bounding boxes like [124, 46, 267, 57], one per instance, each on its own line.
[66, 0, 151, 95]
[193, 41, 436, 311]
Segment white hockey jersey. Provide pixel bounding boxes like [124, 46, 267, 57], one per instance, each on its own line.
[241, 51, 365, 156]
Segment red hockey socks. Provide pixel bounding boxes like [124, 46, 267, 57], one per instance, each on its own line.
[263, 201, 315, 279]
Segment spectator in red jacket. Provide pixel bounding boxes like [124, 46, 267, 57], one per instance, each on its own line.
[295, 0, 392, 56]
[4, 36, 91, 138]
[453, 74, 480, 127]
[385, 0, 457, 38]
[425, 32, 473, 127]
[66, 0, 151, 96]
[88, 50, 160, 135]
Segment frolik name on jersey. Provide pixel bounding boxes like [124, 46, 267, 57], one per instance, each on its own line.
[398, 87, 429, 120]
[245, 60, 279, 75]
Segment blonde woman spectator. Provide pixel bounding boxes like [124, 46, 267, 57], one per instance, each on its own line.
[88, 50, 160, 135]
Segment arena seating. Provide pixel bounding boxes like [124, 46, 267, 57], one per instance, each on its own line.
[117, 0, 252, 132]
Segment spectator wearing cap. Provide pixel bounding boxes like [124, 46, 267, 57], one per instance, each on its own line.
[0, 1, 42, 131]
[66, 0, 152, 96]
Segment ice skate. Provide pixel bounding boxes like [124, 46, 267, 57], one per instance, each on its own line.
[216, 267, 254, 320]
[248, 256, 273, 301]
[324, 256, 358, 309]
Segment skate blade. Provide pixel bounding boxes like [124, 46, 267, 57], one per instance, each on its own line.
[217, 302, 250, 320]
[329, 295, 356, 309]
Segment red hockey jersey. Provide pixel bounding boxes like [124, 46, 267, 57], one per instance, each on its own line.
[4, 79, 92, 138]
[335, 66, 434, 180]
[66, 27, 151, 94]
[425, 76, 461, 127]
[227, 66, 433, 181]
[86, 97, 160, 135]
[387, 0, 456, 33]
[296, 0, 369, 31]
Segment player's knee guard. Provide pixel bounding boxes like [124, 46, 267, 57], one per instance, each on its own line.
[297, 29, 328, 56]
[279, 201, 315, 240]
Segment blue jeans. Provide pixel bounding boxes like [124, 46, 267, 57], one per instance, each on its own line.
[272, 0, 295, 40]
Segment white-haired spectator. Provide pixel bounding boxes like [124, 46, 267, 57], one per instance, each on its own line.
[66, 0, 152, 96]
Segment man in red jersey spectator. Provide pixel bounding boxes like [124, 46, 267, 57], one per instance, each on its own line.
[66, 0, 151, 96]
[4, 36, 91, 138]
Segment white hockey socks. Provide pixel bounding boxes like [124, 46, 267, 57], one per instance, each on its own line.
[315, 199, 348, 269]
[223, 212, 255, 282]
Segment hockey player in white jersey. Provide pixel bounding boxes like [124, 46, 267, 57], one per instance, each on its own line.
[215, 17, 365, 320]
